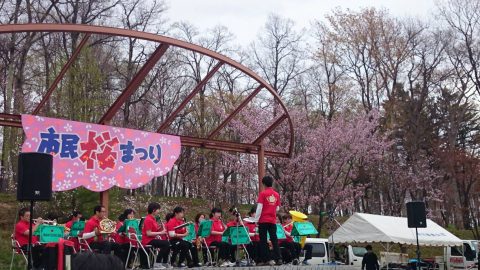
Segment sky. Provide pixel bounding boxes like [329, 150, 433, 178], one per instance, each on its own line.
[165, 0, 437, 46]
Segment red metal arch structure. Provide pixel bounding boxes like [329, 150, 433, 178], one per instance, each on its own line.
[0, 24, 294, 209]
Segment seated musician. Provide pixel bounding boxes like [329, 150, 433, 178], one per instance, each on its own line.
[166, 206, 200, 268]
[138, 203, 170, 269]
[280, 213, 313, 265]
[83, 205, 121, 257]
[279, 213, 301, 264]
[65, 210, 82, 229]
[194, 213, 205, 236]
[205, 208, 236, 267]
[245, 206, 259, 264]
[64, 210, 83, 251]
[194, 213, 206, 264]
[15, 207, 46, 268]
[114, 209, 136, 266]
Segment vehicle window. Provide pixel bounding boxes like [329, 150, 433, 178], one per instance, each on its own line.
[470, 241, 477, 253]
[464, 243, 475, 261]
[312, 243, 326, 257]
[451, 244, 475, 261]
[353, 247, 367, 257]
[451, 246, 463, 256]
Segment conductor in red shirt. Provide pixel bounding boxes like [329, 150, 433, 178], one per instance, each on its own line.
[254, 175, 282, 266]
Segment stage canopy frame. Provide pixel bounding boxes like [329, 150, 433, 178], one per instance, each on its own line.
[0, 24, 294, 211]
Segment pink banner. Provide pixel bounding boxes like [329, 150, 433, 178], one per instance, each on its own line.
[21, 115, 181, 192]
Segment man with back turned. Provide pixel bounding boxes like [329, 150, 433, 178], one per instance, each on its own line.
[254, 175, 282, 266]
[362, 245, 380, 270]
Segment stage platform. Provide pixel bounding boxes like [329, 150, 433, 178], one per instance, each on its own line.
[187, 265, 357, 270]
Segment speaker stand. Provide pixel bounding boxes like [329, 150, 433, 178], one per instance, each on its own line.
[27, 200, 35, 270]
[415, 227, 420, 270]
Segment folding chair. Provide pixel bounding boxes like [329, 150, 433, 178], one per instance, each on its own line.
[10, 234, 27, 270]
[77, 232, 92, 252]
[201, 238, 220, 266]
[126, 227, 152, 269]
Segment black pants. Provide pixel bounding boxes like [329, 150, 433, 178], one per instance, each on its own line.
[139, 239, 171, 267]
[246, 241, 259, 262]
[21, 245, 46, 268]
[280, 241, 301, 263]
[117, 243, 130, 265]
[303, 243, 313, 261]
[90, 240, 121, 257]
[209, 241, 236, 262]
[170, 239, 198, 265]
[258, 223, 281, 262]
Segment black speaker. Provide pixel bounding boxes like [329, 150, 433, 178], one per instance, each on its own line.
[17, 152, 53, 201]
[406, 201, 426, 228]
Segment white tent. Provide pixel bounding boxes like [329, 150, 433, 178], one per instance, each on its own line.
[328, 213, 463, 247]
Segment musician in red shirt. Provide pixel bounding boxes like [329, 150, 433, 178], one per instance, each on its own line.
[139, 202, 170, 269]
[279, 213, 301, 264]
[112, 208, 138, 266]
[14, 207, 45, 268]
[194, 213, 207, 264]
[280, 213, 313, 265]
[166, 206, 200, 268]
[205, 208, 236, 267]
[254, 176, 282, 266]
[83, 205, 121, 256]
[65, 210, 82, 229]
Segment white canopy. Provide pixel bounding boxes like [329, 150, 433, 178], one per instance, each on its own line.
[328, 213, 462, 247]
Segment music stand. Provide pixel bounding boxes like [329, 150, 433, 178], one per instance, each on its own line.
[198, 220, 214, 265]
[184, 223, 196, 242]
[69, 221, 85, 238]
[228, 209, 252, 266]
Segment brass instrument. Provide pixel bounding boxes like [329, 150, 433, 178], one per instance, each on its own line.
[34, 218, 57, 225]
[62, 224, 71, 232]
[289, 210, 308, 247]
[99, 218, 116, 234]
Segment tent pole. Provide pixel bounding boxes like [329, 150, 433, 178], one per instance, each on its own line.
[386, 242, 390, 270]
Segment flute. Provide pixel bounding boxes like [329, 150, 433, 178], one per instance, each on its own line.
[282, 221, 294, 228]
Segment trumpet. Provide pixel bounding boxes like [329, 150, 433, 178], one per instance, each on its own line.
[34, 218, 57, 225]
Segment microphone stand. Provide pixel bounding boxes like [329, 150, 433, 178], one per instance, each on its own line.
[27, 200, 35, 270]
[232, 209, 252, 266]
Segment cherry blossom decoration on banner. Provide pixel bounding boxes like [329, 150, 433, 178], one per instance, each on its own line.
[21, 114, 181, 192]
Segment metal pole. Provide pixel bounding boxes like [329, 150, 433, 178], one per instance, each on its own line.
[258, 143, 265, 192]
[27, 200, 34, 270]
[416, 227, 421, 270]
[99, 191, 109, 215]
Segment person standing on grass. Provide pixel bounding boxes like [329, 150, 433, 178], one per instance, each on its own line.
[362, 245, 380, 270]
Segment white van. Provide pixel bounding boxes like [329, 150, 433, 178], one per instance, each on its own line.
[302, 238, 329, 264]
[445, 240, 477, 270]
[343, 245, 367, 267]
